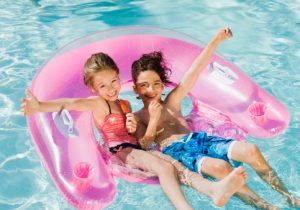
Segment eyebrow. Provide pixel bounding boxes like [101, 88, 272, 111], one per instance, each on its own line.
[95, 82, 105, 86]
[136, 79, 162, 84]
[95, 77, 119, 86]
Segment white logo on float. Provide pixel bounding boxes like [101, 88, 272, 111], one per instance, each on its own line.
[209, 62, 238, 85]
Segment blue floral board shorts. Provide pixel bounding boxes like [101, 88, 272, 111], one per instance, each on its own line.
[162, 132, 242, 173]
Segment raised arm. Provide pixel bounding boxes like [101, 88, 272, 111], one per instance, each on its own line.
[166, 28, 232, 110]
[21, 89, 97, 116]
[134, 101, 162, 149]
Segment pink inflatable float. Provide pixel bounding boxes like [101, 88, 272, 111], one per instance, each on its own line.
[27, 26, 290, 209]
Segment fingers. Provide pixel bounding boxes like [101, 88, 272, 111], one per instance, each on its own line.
[20, 98, 27, 116]
[148, 101, 162, 121]
[126, 121, 136, 133]
[21, 109, 26, 116]
[126, 113, 136, 121]
[217, 27, 232, 40]
[213, 27, 233, 45]
[126, 121, 137, 133]
[21, 106, 26, 116]
[149, 101, 162, 109]
[26, 89, 34, 97]
[21, 88, 34, 116]
[224, 27, 233, 37]
[126, 113, 137, 133]
[21, 101, 26, 109]
[26, 89, 37, 102]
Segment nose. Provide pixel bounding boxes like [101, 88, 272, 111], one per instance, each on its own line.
[146, 85, 154, 93]
[107, 83, 117, 93]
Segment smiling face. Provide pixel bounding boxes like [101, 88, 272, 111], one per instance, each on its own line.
[90, 69, 121, 101]
[134, 70, 164, 105]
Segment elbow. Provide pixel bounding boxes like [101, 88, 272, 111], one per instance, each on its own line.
[139, 141, 151, 150]
[139, 138, 153, 150]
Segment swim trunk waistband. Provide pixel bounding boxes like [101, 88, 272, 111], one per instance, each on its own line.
[160, 133, 192, 150]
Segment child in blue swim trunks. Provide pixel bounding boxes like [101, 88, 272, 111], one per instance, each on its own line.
[132, 27, 300, 209]
[162, 132, 242, 173]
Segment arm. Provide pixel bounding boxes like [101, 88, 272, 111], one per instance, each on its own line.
[134, 101, 162, 149]
[21, 89, 97, 116]
[166, 28, 233, 110]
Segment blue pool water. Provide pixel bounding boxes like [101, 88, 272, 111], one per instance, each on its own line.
[1, 0, 300, 209]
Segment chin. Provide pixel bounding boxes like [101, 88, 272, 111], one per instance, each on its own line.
[147, 97, 160, 103]
[106, 92, 120, 101]
[106, 96, 118, 101]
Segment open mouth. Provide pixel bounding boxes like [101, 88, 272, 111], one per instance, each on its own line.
[108, 92, 118, 98]
[146, 95, 156, 99]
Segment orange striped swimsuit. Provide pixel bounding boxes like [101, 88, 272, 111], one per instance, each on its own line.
[95, 100, 142, 153]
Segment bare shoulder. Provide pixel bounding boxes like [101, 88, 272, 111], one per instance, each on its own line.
[90, 97, 110, 122]
[87, 96, 105, 102]
[85, 96, 106, 109]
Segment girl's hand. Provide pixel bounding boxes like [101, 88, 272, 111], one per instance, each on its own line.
[213, 27, 233, 45]
[126, 113, 137, 133]
[21, 89, 40, 116]
[148, 101, 162, 123]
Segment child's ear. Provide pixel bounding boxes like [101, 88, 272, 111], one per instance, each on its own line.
[132, 85, 138, 94]
[89, 86, 96, 93]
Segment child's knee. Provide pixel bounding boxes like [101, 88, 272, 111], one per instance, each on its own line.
[205, 161, 232, 178]
[244, 144, 269, 170]
[247, 143, 260, 154]
[115, 148, 131, 162]
[215, 161, 232, 175]
[245, 144, 262, 162]
[159, 160, 176, 174]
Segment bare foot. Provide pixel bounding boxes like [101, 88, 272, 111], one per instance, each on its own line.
[211, 166, 247, 206]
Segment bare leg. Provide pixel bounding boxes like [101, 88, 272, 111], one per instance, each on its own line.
[116, 148, 192, 210]
[150, 150, 246, 207]
[189, 166, 247, 207]
[201, 157, 278, 210]
[230, 142, 300, 207]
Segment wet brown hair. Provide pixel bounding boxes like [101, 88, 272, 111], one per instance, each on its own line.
[83, 52, 119, 87]
[131, 51, 172, 85]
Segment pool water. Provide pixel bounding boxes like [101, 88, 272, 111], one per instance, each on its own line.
[1, 0, 300, 209]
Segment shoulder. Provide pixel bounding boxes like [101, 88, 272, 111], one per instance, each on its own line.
[85, 96, 104, 103]
[85, 96, 106, 109]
